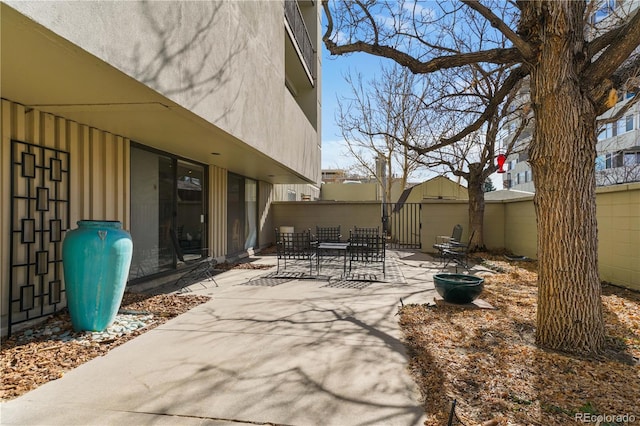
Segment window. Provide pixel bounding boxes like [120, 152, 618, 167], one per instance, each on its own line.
[287, 189, 297, 201]
[623, 151, 640, 166]
[598, 128, 607, 141]
[626, 115, 634, 132]
[592, 0, 617, 23]
[227, 174, 258, 254]
[605, 152, 625, 169]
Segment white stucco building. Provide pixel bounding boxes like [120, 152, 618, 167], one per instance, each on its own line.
[1, 1, 322, 334]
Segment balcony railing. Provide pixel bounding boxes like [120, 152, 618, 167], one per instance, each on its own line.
[284, 0, 315, 79]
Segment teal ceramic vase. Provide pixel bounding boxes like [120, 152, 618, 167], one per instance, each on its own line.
[62, 220, 133, 331]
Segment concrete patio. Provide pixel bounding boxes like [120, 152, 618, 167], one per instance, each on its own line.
[0, 250, 475, 426]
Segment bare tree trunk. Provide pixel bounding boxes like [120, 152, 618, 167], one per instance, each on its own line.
[526, 3, 605, 354]
[467, 164, 486, 250]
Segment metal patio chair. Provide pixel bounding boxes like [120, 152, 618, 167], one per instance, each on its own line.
[170, 228, 218, 287]
[348, 230, 386, 277]
[315, 225, 342, 243]
[441, 230, 475, 272]
[433, 224, 463, 259]
[275, 228, 315, 275]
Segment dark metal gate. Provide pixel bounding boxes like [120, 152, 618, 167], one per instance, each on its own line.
[8, 140, 70, 336]
[383, 202, 421, 249]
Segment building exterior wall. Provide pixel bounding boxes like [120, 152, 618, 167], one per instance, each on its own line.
[1, 1, 320, 334]
[5, 0, 321, 185]
[208, 165, 228, 260]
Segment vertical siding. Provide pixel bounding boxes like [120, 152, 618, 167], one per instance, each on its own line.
[0, 100, 16, 325]
[1, 100, 130, 333]
[208, 165, 227, 258]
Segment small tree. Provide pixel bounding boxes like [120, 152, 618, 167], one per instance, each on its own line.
[483, 178, 496, 192]
[336, 64, 428, 202]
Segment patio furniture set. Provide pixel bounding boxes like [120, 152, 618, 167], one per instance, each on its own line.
[274, 226, 386, 279]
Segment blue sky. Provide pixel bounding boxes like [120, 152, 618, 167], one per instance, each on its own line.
[320, 45, 390, 170]
[319, 29, 504, 189]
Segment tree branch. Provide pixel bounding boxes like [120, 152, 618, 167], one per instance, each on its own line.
[584, 8, 640, 86]
[597, 93, 640, 127]
[433, 66, 528, 149]
[322, 2, 521, 72]
[461, 0, 535, 60]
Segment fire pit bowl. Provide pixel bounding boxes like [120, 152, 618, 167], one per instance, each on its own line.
[434, 273, 484, 304]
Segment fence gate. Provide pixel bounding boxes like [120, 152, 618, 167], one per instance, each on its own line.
[383, 202, 421, 249]
[8, 140, 70, 336]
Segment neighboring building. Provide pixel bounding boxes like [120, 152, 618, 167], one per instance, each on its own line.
[502, 93, 640, 192]
[1, 1, 321, 334]
[320, 175, 468, 203]
[395, 176, 469, 203]
[321, 169, 348, 183]
[501, 0, 640, 192]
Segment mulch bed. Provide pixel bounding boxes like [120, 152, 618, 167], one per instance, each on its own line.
[399, 255, 640, 425]
[1, 292, 210, 401]
[1, 258, 275, 402]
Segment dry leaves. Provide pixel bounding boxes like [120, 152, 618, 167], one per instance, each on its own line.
[0, 292, 210, 401]
[400, 255, 640, 426]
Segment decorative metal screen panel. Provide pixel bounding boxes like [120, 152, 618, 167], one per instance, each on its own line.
[9, 140, 70, 336]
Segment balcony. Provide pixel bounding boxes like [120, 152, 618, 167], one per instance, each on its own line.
[284, 0, 315, 83]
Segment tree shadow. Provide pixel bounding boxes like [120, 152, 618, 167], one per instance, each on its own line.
[106, 286, 428, 425]
[120, 1, 247, 116]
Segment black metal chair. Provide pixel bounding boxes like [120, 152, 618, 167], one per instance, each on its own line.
[348, 230, 386, 277]
[275, 228, 315, 275]
[315, 225, 342, 243]
[352, 226, 380, 238]
[433, 224, 463, 253]
[170, 228, 218, 287]
[441, 230, 475, 272]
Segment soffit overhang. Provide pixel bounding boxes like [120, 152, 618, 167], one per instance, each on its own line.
[1, 4, 311, 185]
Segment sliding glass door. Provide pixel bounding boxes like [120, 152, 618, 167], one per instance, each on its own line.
[176, 161, 205, 260]
[130, 145, 207, 280]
